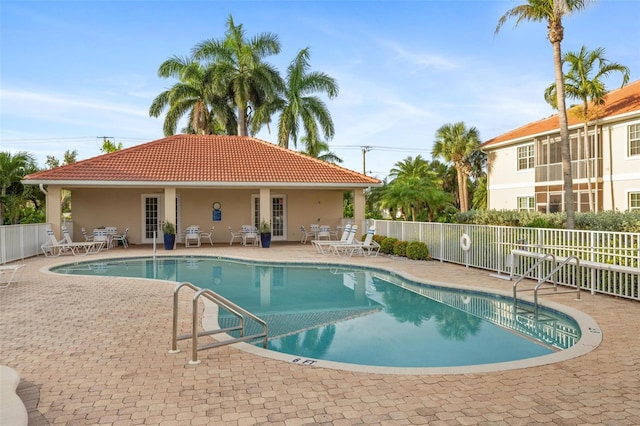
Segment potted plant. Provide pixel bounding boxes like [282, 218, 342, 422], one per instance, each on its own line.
[163, 221, 176, 250]
[259, 220, 271, 248]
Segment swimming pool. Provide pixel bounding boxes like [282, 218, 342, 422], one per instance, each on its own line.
[52, 256, 600, 373]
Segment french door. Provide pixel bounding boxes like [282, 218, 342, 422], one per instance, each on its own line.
[252, 194, 287, 241]
[141, 194, 180, 243]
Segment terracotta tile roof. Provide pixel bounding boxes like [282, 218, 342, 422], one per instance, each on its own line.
[24, 135, 381, 186]
[483, 79, 640, 148]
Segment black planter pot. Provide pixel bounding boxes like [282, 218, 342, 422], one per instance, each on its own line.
[164, 234, 176, 250]
[260, 232, 271, 248]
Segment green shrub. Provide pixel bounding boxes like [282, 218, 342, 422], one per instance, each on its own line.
[406, 241, 429, 260]
[380, 237, 398, 255]
[455, 209, 640, 232]
[393, 240, 408, 257]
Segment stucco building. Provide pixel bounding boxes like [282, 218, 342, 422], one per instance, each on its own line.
[23, 135, 381, 244]
[482, 80, 640, 213]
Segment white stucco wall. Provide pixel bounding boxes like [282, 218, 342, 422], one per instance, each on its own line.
[486, 143, 535, 210]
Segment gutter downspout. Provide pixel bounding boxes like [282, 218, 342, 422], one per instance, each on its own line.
[39, 184, 48, 195]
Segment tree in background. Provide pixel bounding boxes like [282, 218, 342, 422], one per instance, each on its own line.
[0, 151, 37, 225]
[256, 47, 338, 149]
[149, 55, 233, 136]
[299, 136, 343, 164]
[544, 45, 630, 211]
[496, 0, 593, 229]
[192, 15, 283, 137]
[380, 156, 453, 222]
[45, 150, 78, 169]
[432, 122, 481, 213]
[100, 137, 124, 153]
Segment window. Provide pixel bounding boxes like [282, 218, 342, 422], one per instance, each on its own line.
[630, 192, 640, 211]
[629, 124, 640, 156]
[517, 144, 534, 170]
[517, 196, 535, 212]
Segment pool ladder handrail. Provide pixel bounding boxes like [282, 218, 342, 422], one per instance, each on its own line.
[512, 251, 582, 317]
[170, 282, 268, 365]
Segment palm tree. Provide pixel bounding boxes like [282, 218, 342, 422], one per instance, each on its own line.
[299, 136, 343, 164]
[261, 47, 338, 149]
[389, 155, 430, 180]
[0, 151, 35, 225]
[383, 156, 450, 221]
[471, 175, 488, 210]
[192, 15, 283, 137]
[431, 122, 481, 213]
[544, 45, 630, 211]
[149, 55, 231, 136]
[496, 0, 593, 229]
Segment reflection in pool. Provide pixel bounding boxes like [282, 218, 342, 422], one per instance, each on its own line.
[53, 257, 581, 368]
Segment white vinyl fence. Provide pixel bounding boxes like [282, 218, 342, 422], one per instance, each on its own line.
[372, 220, 640, 301]
[0, 223, 50, 264]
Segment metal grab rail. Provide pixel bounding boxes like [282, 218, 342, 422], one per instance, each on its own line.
[512, 252, 556, 301]
[533, 256, 582, 313]
[169, 282, 268, 365]
[512, 251, 582, 317]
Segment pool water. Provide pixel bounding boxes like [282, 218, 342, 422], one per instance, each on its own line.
[54, 257, 581, 368]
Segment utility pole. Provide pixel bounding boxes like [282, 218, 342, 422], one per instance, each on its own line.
[361, 146, 371, 175]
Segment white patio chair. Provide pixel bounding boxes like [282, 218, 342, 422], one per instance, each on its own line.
[111, 227, 129, 248]
[81, 227, 94, 242]
[105, 227, 118, 249]
[185, 226, 201, 247]
[92, 228, 110, 250]
[309, 224, 320, 239]
[317, 225, 331, 240]
[229, 226, 243, 245]
[241, 225, 259, 246]
[200, 226, 214, 246]
[300, 225, 316, 244]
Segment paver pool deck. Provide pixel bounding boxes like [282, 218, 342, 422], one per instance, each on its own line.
[1, 243, 639, 425]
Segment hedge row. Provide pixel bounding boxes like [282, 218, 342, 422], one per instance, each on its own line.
[455, 209, 640, 233]
[371, 235, 430, 261]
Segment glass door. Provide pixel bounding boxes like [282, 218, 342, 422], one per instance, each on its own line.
[142, 195, 163, 243]
[253, 194, 287, 241]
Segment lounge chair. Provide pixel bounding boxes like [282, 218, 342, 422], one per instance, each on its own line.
[61, 227, 105, 254]
[0, 264, 26, 289]
[330, 226, 380, 257]
[311, 224, 352, 253]
[314, 225, 358, 254]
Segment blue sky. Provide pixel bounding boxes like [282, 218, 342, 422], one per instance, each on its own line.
[2, 0, 639, 180]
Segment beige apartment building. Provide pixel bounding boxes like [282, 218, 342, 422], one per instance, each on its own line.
[482, 80, 640, 213]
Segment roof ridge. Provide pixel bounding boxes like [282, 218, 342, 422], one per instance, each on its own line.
[483, 78, 640, 147]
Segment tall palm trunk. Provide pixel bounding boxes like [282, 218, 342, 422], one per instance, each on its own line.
[583, 115, 594, 211]
[550, 33, 575, 229]
[237, 105, 248, 136]
[455, 167, 468, 212]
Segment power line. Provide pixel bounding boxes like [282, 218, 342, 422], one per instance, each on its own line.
[332, 144, 426, 153]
